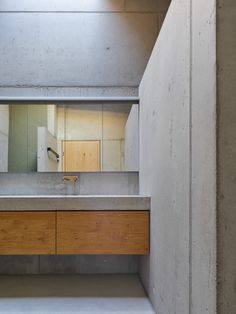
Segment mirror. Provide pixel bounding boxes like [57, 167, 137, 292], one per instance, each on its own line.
[0, 104, 139, 172]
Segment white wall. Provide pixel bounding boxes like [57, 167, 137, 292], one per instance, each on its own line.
[47, 105, 57, 137]
[124, 104, 139, 171]
[139, 0, 216, 313]
[37, 127, 58, 172]
[0, 105, 9, 172]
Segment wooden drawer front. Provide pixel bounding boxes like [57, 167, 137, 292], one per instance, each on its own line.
[0, 212, 56, 255]
[57, 211, 149, 255]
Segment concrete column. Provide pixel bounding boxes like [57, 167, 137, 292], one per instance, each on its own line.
[139, 0, 217, 313]
[217, 0, 236, 313]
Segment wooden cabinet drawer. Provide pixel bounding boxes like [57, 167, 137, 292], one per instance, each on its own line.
[0, 212, 56, 255]
[57, 211, 149, 255]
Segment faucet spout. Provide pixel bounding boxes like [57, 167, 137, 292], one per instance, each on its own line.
[63, 175, 79, 183]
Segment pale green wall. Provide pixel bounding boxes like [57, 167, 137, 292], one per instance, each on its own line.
[8, 105, 47, 172]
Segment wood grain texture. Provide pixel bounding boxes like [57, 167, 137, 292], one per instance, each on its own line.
[0, 212, 56, 255]
[57, 211, 149, 255]
[63, 140, 101, 172]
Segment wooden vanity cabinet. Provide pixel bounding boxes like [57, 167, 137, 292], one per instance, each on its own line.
[0, 211, 56, 255]
[0, 211, 149, 255]
[57, 211, 150, 255]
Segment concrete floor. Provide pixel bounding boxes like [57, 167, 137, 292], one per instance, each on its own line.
[0, 274, 155, 314]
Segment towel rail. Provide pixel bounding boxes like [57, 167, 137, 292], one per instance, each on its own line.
[47, 147, 59, 162]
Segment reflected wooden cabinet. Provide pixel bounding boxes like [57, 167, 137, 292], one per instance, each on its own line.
[0, 211, 149, 255]
[62, 140, 101, 172]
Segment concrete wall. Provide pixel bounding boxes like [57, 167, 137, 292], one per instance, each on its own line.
[217, 0, 236, 313]
[139, 0, 216, 313]
[0, 105, 9, 172]
[0, 255, 138, 276]
[191, 1, 216, 313]
[0, 0, 170, 98]
[0, 172, 138, 196]
[139, 1, 190, 312]
[124, 104, 139, 171]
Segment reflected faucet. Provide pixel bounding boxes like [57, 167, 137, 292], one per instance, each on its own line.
[63, 175, 79, 183]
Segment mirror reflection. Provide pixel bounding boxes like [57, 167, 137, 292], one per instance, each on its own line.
[0, 104, 139, 172]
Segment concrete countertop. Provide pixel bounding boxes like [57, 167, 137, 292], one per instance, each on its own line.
[0, 195, 150, 211]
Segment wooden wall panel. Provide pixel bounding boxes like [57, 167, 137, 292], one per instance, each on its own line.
[57, 211, 149, 255]
[63, 140, 100, 172]
[0, 212, 56, 255]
